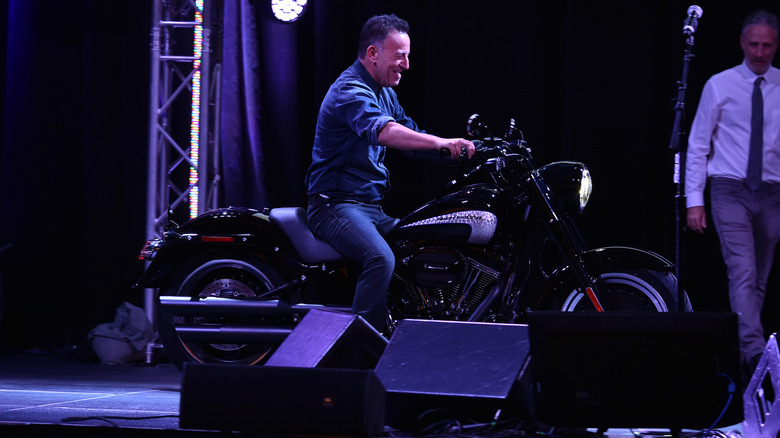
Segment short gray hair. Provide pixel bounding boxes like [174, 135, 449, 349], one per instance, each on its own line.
[742, 9, 780, 38]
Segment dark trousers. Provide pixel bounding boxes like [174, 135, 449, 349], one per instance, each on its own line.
[307, 201, 397, 331]
[710, 177, 780, 363]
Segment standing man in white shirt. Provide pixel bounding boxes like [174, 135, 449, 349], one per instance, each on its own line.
[686, 9, 780, 377]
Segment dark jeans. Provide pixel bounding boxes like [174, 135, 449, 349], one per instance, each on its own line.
[307, 200, 398, 331]
[709, 177, 780, 363]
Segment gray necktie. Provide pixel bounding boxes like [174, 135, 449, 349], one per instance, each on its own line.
[747, 76, 765, 191]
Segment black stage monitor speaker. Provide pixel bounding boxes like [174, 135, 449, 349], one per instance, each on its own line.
[265, 308, 388, 369]
[180, 363, 386, 435]
[527, 311, 743, 430]
[374, 319, 532, 430]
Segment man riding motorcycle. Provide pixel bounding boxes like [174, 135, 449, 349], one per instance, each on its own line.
[304, 13, 474, 331]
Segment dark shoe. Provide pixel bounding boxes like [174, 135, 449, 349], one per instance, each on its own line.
[743, 353, 763, 386]
[748, 353, 763, 376]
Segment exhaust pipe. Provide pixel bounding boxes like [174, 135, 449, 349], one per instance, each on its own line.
[161, 297, 352, 344]
[175, 323, 293, 344]
[159, 296, 350, 317]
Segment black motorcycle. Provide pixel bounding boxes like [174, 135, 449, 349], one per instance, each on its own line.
[136, 115, 690, 369]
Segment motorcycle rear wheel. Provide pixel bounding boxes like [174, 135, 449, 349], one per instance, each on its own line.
[540, 268, 691, 312]
[156, 254, 289, 370]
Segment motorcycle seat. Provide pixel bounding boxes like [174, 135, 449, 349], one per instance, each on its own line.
[268, 207, 344, 264]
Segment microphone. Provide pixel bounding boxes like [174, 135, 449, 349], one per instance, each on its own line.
[683, 5, 703, 36]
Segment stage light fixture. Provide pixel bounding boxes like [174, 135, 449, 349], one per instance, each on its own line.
[189, 0, 204, 218]
[271, 0, 307, 22]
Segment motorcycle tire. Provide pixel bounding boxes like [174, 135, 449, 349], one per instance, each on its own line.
[539, 268, 692, 312]
[156, 254, 289, 370]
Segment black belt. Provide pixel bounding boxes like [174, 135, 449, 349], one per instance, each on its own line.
[308, 193, 380, 205]
[709, 176, 780, 186]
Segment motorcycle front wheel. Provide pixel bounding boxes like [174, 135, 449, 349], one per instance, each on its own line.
[156, 254, 290, 370]
[538, 268, 692, 312]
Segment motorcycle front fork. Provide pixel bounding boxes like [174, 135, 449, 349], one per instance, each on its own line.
[545, 217, 604, 312]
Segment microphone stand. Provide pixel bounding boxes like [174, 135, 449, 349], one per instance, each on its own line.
[668, 32, 696, 313]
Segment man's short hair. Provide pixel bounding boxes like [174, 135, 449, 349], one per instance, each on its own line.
[358, 14, 410, 59]
[742, 9, 780, 38]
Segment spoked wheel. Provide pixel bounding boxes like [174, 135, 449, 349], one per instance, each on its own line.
[540, 268, 692, 312]
[156, 255, 290, 369]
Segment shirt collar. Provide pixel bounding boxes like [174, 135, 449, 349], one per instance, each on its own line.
[352, 59, 382, 94]
[739, 59, 778, 84]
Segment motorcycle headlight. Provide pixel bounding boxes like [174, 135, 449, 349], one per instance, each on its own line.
[537, 162, 592, 215]
[579, 167, 592, 211]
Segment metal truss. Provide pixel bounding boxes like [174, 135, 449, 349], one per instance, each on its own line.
[744, 334, 780, 437]
[144, 0, 222, 362]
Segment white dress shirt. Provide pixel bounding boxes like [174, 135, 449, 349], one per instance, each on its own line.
[685, 61, 780, 207]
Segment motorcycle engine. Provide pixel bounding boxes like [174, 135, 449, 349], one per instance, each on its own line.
[393, 247, 502, 320]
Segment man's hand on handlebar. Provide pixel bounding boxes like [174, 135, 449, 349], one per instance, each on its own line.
[440, 139, 476, 160]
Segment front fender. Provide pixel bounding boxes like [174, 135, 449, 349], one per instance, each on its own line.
[135, 207, 295, 289]
[577, 246, 675, 273]
[517, 246, 678, 310]
[541, 246, 676, 287]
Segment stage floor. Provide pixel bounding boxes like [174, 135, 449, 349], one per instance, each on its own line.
[0, 350, 744, 438]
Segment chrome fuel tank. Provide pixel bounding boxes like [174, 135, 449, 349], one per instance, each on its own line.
[393, 184, 514, 245]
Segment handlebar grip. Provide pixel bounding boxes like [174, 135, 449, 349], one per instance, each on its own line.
[440, 148, 469, 158]
[441, 143, 479, 159]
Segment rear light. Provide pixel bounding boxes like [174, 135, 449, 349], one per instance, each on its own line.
[138, 239, 163, 260]
[201, 236, 235, 243]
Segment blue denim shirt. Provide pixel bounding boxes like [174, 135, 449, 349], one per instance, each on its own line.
[305, 59, 420, 203]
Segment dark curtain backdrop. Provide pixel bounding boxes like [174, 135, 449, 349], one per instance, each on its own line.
[2, 0, 780, 349]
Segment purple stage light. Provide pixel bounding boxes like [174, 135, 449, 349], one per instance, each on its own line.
[271, 0, 307, 22]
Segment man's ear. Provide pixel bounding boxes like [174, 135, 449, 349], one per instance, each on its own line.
[366, 45, 379, 64]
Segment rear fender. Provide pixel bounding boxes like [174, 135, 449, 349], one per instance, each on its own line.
[135, 207, 296, 289]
